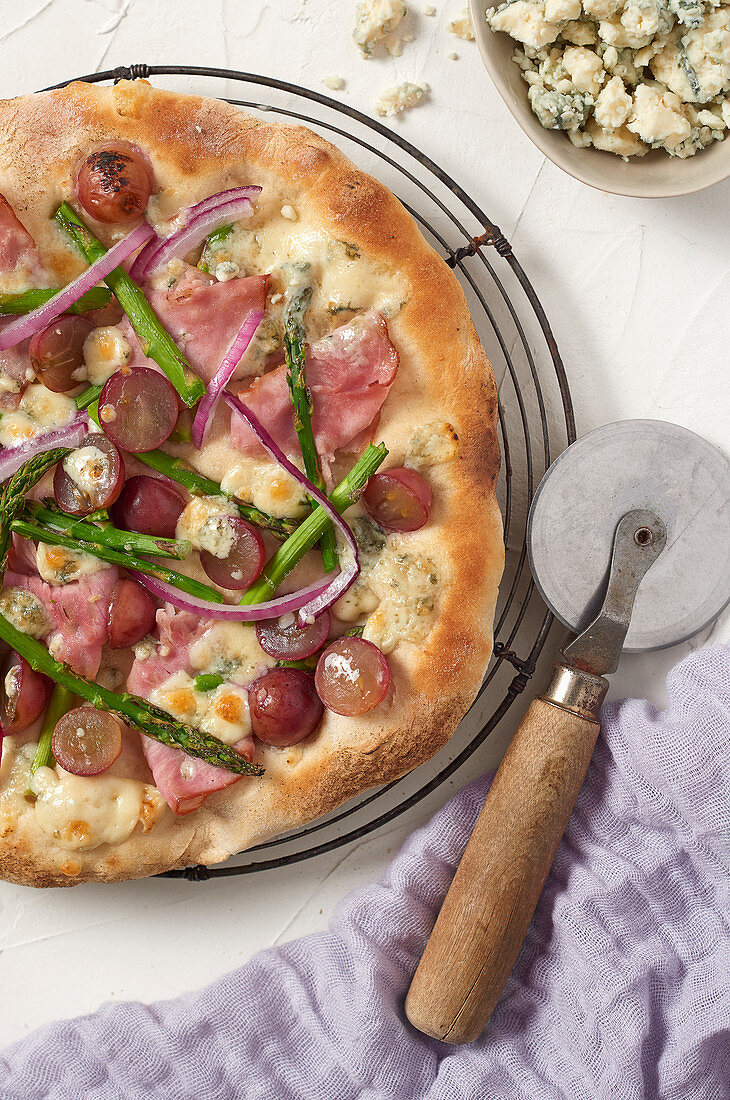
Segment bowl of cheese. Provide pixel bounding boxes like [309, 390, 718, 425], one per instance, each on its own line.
[468, 0, 730, 195]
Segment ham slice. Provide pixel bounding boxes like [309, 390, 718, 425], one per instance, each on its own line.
[229, 310, 398, 475]
[121, 271, 269, 383]
[4, 567, 117, 678]
[0, 195, 46, 280]
[139, 736, 254, 816]
[127, 605, 253, 815]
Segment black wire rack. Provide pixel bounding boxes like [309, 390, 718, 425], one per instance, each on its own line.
[47, 65, 576, 880]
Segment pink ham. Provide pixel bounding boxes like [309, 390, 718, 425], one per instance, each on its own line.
[126, 604, 200, 698]
[121, 271, 269, 383]
[127, 605, 254, 815]
[4, 567, 117, 678]
[139, 735, 255, 816]
[0, 195, 46, 280]
[229, 310, 398, 475]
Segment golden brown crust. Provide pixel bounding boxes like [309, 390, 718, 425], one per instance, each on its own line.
[0, 80, 503, 887]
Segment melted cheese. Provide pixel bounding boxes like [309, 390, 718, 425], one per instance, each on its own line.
[175, 496, 240, 553]
[188, 621, 274, 686]
[35, 542, 107, 586]
[0, 385, 76, 448]
[220, 460, 308, 519]
[82, 325, 131, 385]
[151, 670, 252, 746]
[363, 550, 439, 654]
[0, 586, 51, 637]
[30, 765, 165, 851]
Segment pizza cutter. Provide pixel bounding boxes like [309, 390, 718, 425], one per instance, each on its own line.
[406, 419, 730, 1044]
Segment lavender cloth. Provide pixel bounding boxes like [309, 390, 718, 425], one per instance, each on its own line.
[2, 646, 729, 1100]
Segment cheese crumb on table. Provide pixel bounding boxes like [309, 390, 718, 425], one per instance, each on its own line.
[448, 8, 475, 38]
[485, 0, 730, 157]
[354, 0, 408, 56]
[322, 74, 346, 90]
[424, 4, 437, 13]
[375, 81, 430, 116]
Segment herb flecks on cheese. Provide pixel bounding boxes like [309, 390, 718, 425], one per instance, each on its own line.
[363, 549, 440, 654]
[375, 82, 431, 117]
[487, 0, 730, 157]
[0, 384, 76, 448]
[150, 670, 252, 747]
[449, 9, 476, 37]
[0, 586, 51, 638]
[36, 542, 107, 586]
[354, 0, 408, 56]
[406, 421, 460, 467]
[188, 621, 275, 687]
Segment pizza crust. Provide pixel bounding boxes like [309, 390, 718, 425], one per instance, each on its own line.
[0, 80, 503, 887]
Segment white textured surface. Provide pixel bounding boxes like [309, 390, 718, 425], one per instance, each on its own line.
[0, 0, 728, 1049]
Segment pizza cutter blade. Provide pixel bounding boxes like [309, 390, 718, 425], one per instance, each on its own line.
[527, 419, 730, 652]
[406, 419, 730, 1045]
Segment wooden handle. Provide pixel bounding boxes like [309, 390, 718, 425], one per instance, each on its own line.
[405, 696, 600, 1044]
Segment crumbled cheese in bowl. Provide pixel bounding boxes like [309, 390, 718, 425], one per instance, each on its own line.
[485, 0, 730, 157]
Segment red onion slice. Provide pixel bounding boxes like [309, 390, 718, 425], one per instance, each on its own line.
[130, 187, 261, 281]
[191, 309, 264, 449]
[129, 570, 334, 622]
[223, 393, 359, 625]
[0, 223, 154, 352]
[0, 414, 88, 481]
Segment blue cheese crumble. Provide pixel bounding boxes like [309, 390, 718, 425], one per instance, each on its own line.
[486, 0, 730, 156]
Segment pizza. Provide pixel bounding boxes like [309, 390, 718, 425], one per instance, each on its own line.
[0, 80, 503, 887]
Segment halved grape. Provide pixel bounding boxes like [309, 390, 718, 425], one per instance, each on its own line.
[0, 653, 49, 735]
[99, 367, 178, 452]
[200, 517, 265, 590]
[52, 706, 122, 776]
[76, 144, 153, 224]
[256, 611, 330, 661]
[108, 579, 157, 649]
[315, 637, 390, 716]
[111, 475, 186, 539]
[248, 668, 324, 747]
[363, 467, 432, 532]
[53, 432, 125, 517]
[29, 316, 94, 393]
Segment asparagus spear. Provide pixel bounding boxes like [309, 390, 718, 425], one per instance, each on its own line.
[197, 224, 233, 274]
[74, 384, 102, 411]
[0, 449, 71, 583]
[25, 502, 191, 561]
[0, 287, 112, 316]
[11, 517, 224, 603]
[0, 613, 262, 776]
[241, 443, 387, 605]
[84, 401, 299, 540]
[284, 288, 338, 574]
[29, 684, 74, 776]
[54, 203, 205, 408]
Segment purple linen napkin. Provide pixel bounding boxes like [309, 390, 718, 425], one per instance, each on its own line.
[1, 645, 729, 1100]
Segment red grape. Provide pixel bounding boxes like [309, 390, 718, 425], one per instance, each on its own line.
[99, 367, 178, 452]
[29, 316, 93, 393]
[200, 517, 265, 590]
[76, 144, 153, 224]
[363, 467, 432, 532]
[256, 611, 330, 661]
[52, 706, 122, 776]
[107, 579, 157, 649]
[248, 668, 324, 747]
[111, 475, 186, 538]
[0, 652, 50, 735]
[53, 432, 125, 516]
[315, 637, 390, 716]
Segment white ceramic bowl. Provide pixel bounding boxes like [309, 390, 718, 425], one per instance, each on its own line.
[468, 0, 730, 197]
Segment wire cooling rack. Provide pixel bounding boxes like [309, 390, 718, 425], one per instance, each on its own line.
[46, 65, 576, 879]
